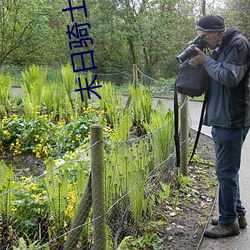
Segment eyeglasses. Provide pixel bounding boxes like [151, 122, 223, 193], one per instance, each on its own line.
[199, 32, 214, 40]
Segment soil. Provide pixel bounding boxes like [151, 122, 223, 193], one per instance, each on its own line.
[158, 130, 217, 250]
[0, 152, 45, 180]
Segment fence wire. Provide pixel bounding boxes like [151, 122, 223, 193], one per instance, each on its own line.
[0, 66, 192, 249]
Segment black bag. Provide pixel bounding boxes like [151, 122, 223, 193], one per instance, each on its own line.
[174, 58, 209, 168]
[175, 58, 208, 97]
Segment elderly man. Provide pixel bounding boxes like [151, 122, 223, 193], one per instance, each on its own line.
[192, 15, 250, 238]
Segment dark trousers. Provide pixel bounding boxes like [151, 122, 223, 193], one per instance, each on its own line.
[211, 126, 249, 225]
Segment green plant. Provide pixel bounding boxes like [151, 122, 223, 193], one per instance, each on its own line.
[43, 84, 56, 114]
[0, 161, 15, 222]
[98, 81, 122, 128]
[43, 159, 70, 226]
[12, 176, 49, 241]
[145, 100, 174, 163]
[117, 233, 163, 250]
[178, 173, 191, 189]
[0, 106, 104, 158]
[172, 190, 180, 210]
[105, 136, 153, 234]
[61, 63, 75, 101]
[21, 65, 47, 118]
[76, 71, 94, 109]
[109, 109, 132, 142]
[129, 84, 153, 128]
[157, 182, 171, 204]
[0, 73, 12, 117]
[13, 237, 40, 250]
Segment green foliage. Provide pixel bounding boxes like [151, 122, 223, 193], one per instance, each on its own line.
[12, 176, 48, 240]
[21, 65, 47, 118]
[129, 83, 153, 127]
[145, 100, 175, 163]
[0, 0, 234, 80]
[105, 136, 153, 227]
[0, 0, 69, 65]
[158, 182, 171, 203]
[43, 159, 68, 229]
[0, 78, 179, 247]
[0, 108, 103, 157]
[13, 235, 46, 250]
[0, 73, 12, 116]
[0, 161, 14, 222]
[43, 85, 55, 113]
[117, 233, 163, 250]
[98, 81, 123, 128]
[61, 63, 75, 102]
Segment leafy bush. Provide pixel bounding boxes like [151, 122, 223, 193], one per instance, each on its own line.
[0, 106, 104, 158]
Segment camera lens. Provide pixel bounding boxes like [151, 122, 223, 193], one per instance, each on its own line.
[176, 45, 198, 63]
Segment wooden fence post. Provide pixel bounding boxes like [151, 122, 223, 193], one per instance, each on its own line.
[133, 64, 138, 86]
[63, 175, 92, 250]
[180, 94, 188, 176]
[91, 124, 106, 250]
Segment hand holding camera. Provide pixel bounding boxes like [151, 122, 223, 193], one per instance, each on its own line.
[176, 36, 208, 63]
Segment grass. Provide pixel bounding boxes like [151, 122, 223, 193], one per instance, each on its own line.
[0, 65, 61, 86]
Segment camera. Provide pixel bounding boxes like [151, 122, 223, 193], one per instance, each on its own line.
[176, 36, 208, 63]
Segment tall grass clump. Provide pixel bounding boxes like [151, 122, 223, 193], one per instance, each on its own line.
[129, 84, 153, 135]
[21, 65, 47, 118]
[61, 63, 75, 104]
[98, 81, 122, 128]
[145, 100, 175, 164]
[0, 73, 12, 117]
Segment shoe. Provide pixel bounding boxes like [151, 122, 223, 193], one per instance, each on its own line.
[211, 214, 247, 229]
[204, 222, 240, 238]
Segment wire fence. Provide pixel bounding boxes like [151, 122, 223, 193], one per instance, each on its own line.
[0, 64, 191, 249]
[1, 64, 175, 97]
[0, 114, 190, 249]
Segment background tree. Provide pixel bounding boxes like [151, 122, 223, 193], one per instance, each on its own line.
[2, 0, 247, 82]
[221, 0, 250, 39]
[0, 0, 70, 66]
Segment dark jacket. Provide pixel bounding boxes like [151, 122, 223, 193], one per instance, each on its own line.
[203, 26, 250, 128]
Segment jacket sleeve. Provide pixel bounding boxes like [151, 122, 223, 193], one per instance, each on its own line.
[203, 37, 250, 88]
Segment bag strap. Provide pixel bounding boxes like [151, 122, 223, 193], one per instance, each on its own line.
[188, 91, 208, 164]
[174, 80, 180, 168]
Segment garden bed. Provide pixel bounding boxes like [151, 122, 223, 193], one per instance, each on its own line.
[160, 131, 217, 250]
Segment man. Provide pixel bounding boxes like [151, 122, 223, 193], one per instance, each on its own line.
[192, 15, 250, 238]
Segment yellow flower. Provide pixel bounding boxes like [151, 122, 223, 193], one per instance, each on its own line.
[65, 205, 74, 218]
[12, 207, 17, 212]
[36, 152, 41, 158]
[3, 130, 10, 135]
[32, 193, 42, 201]
[26, 183, 37, 191]
[71, 195, 76, 204]
[42, 147, 49, 157]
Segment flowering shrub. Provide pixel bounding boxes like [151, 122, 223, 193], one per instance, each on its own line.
[0, 106, 105, 158]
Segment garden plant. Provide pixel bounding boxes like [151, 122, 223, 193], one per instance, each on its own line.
[0, 65, 178, 249]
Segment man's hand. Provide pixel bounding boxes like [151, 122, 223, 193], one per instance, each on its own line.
[192, 47, 207, 64]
